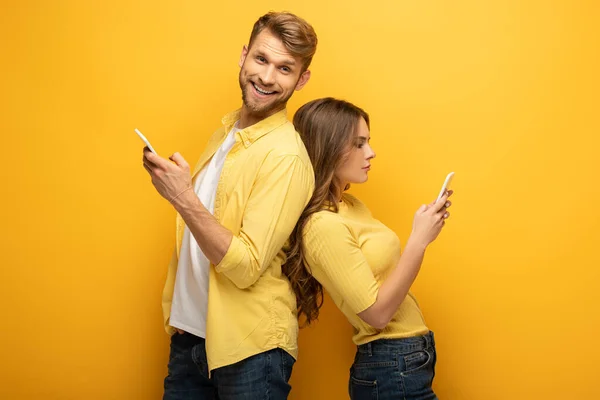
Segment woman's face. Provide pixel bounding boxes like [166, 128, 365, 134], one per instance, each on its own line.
[335, 117, 376, 188]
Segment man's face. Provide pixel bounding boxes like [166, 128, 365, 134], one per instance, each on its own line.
[238, 29, 310, 118]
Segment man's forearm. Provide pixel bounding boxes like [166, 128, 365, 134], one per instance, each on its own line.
[172, 189, 233, 265]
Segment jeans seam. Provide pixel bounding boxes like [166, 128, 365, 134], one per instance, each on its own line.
[280, 349, 286, 381]
[353, 361, 397, 369]
[350, 375, 378, 386]
[266, 350, 272, 400]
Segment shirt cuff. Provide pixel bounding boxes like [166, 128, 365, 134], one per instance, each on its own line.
[214, 235, 245, 273]
[352, 288, 379, 315]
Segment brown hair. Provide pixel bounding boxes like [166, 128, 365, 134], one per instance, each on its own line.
[284, 98, 370, 326]
[248, 12, 318, 71]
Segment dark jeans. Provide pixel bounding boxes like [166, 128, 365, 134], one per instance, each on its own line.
[164, 332, 295, 400]
[349, 331, 438, 400]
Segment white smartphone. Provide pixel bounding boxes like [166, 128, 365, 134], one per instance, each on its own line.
[436, 172, 455, 202]
[134, 128, 157, 154]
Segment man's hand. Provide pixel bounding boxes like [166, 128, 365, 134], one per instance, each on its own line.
[143, 147, 193, 203]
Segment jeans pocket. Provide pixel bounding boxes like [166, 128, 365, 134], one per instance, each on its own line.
[166, 337, 189, 377]
[350, 375, 379, 400]
[401, 350, 432, 376]
[400, 349, 436, 399]
[279, 349, 295, 383]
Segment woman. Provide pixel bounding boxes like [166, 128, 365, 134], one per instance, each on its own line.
[284, 98, 452, 400]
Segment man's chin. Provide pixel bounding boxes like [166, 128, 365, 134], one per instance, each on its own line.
[241, 87, 290, 117]
[244, 100, 282, 116]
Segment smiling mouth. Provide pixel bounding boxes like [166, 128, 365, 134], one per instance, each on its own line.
[252, 83, 276, 95]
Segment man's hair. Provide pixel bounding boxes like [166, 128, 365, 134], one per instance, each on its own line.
[248, 11, 318, 71]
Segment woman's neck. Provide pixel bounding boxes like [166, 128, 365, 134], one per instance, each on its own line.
[334, 181, 347, 203]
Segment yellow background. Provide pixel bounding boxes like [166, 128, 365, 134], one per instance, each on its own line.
[1, 1, 598, 399]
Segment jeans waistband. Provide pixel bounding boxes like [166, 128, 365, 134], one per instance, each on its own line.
[357, 331, 435, 355]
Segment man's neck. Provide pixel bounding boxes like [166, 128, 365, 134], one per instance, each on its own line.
[238, 104, 285, 129]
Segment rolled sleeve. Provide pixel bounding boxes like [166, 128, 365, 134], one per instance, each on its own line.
[303, 214, 379, 314]
[214, 235, 246, 274]
[215, 154, 314, 289]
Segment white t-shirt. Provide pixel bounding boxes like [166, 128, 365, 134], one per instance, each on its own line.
[169, 124, 239, 338]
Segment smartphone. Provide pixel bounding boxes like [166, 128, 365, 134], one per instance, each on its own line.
[134, 128, 157, 154]
[436, 172, 455, 202]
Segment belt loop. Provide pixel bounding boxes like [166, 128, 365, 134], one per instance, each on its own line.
[367, 342, 372, 357]
[424, 331, 433, 349]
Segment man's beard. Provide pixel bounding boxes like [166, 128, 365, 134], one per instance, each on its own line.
[239, 73, 292, 116]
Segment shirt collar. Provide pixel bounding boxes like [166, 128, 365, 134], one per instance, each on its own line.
[221, 108, 288, 148]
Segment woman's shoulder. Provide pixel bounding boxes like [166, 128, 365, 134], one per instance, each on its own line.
[305, 208, 345, 230]
[341, 193, 373, 216]
[341, 192, 363, 206]
[304, 194, 372, 233]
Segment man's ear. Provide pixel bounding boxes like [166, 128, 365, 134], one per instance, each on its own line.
[239, 45, 249, 68]
[295, 70, 311, 91]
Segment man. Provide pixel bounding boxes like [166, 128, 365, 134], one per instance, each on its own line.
[142, 11, 318, 400]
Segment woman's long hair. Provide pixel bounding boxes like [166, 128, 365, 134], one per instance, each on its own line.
[284, 97, 370, 326]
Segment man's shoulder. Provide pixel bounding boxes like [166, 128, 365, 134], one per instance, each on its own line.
[258, 121, 310, 160]
[263, 119, 298, 141]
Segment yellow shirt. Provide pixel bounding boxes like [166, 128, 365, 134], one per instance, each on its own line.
[303, 194, 429, 345]
[162, 109, 314, 372]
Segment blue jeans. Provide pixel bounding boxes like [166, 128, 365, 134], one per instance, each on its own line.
[349, 331, 438, 400]
[163, 332, 295, 400]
